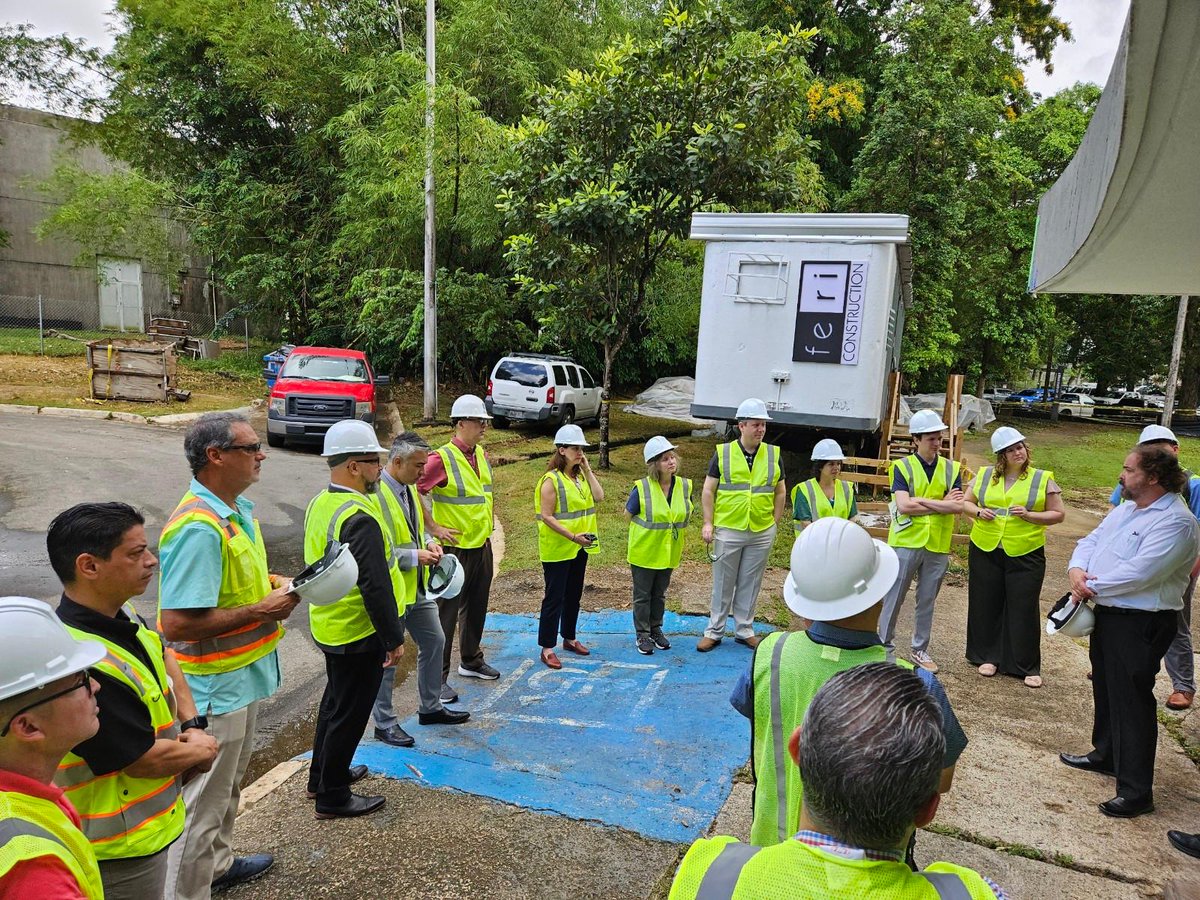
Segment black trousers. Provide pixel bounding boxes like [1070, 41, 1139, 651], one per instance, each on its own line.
[631, 565, 672, 636]
[965, 544, 1046, 676]
[308, 646, 386, 806]
[1089, 605, 1177, 802]
[439, 540, 494, 679]
[540, 548, 588, 648]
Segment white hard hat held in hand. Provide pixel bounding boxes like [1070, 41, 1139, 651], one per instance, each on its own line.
[1046, 592, 1095, 638]
[735, 398, 772, 421]
[643, 435, 677, 463]
[322, 420, 387, 457]
[783, 519, 900, 621]
[0, 597, 106, 702]
[427, 554, 465, 601]
[811, 439, 846, 461]
[450, 395, 492, 420]
[908, 409, 948, 435]
[990, 426, 1026, 454]
[290, 541, 359, 606]
[553, 424, 591, 446]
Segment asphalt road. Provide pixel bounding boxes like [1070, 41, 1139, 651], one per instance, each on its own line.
[0, 410, 332, 766]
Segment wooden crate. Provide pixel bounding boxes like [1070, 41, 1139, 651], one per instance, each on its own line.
[147, 317, 191, 340]
[87, 339, 179, 402]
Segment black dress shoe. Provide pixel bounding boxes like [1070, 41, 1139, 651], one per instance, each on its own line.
[1099, 796, 1154, 818]
[418, 708, 470, 725]
[374, 725, 415, 747]
[1059, 752, 1116, 777]
[1168, 830, 1200, 859]
[306, 763, 368, 799]
[314, 793, 386, 819]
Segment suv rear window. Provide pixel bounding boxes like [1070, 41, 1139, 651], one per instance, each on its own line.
[566, 367, 581, 388]
[279, 355, 368, 382]
[580, 368, 595, 388]
[495, 359, 549, 387]
[552, 365, 567, 385]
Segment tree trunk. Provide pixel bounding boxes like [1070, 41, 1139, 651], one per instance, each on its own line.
[1043, 335, 1057, 422]
[1178, 294, 1200, 412]
[598, 341, 614, 469]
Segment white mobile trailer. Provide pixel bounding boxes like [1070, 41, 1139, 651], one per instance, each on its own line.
[689, 213, 911, 434]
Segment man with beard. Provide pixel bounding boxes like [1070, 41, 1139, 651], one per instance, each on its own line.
[303, 420, 406, 819]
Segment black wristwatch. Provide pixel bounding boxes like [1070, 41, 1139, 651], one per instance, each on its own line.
[180, 715, 209, 733]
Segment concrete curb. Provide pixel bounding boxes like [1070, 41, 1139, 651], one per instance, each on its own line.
[0, 399, 263, 427]
[0, 404, 39, 415]
[148, 400, 263, 427]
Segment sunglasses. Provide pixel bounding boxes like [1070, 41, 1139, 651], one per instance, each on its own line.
[0, 669, 95, 737]
[223, 443, 263, 454]
[351, 458, 382, 467]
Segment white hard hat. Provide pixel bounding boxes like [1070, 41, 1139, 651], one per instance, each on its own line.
[783, 519, 900, 621]
[0, 597, 106, 702]
[908, 409, 948, 435]
[450, 394, 492, 420]
[1046, 593, 1095, 638]
[990, 426, 1026, 454]
[735, 398, 772, 421]
[427, 554, 465, 601]
[643, 435, 677, 463]
[553, 424, 591, 446]
[1139, 424, 1177, 444]
[811, 439, 845, 461]
[290, 542, 359, 606]
[322, 420, 387, 457]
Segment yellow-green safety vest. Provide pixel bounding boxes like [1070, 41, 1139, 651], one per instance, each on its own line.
[969, 466, 1052, 556]
[0, 790, 103, 899]
[714, 443, 781, 533]
[373, 476, 423, 614]
[888, 454, 962, 554]
[749, 630, 889, 847]
[57, 604, 185, 860]
[668, 835, 997, 899]
[304, 489, 401, 646]
[429, 443, 494, 549]
[158, 492, 281, 675]
[627, 476, 693, 570]
[790, 478, 854, 522]
[536, 470, 598, 563]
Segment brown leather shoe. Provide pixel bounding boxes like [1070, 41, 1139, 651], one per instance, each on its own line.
[734, 635, 762, 649]
[540, 648, 562, 670]
[1167, 690, 1194, 711]
[562, 639, 590, 656]
[696, 636, 721, 652]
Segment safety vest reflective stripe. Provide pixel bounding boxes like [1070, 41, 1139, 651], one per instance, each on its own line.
[75, 780, 181, 845]
[798, 479, 853, 520]
[695, 842, 762, 898]
[718, 444, 778, 493]
[534, 475, 596, 521]
[975, 466, 1044, 511]
[888, 455, 960, 554]
[970, 466, 1051, 555]
[169, 619, 281, 667]
[767, 633, 790, 842]
[376, 481, 420, 553]
[0, 813, 103, 899]
[628, 477, 692, 569]
[536, 470, 598, 562]
[374, 478, 419, 613]
[434, 449, 494, 504]
[164, 498, 237, 539]
[430, 444, 494, 548]
[715, 443, 781, 532]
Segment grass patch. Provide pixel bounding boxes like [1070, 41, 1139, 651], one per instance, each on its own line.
[0, 327, 154, 357]
[1158, 709, 1200, 767]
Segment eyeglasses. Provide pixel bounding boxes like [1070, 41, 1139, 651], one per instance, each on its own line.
[223, 443, 263, 454]
[0, 669, 95, 737]
[351, 458, 382, 467]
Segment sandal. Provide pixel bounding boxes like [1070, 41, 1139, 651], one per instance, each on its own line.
[1024, 675, 1043, 689]
[540, 648, 562, 670]
[562, 639, 590, 656]
[978, 663, 997, 677]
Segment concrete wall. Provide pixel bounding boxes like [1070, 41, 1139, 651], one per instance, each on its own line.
[0, 104, 217, 330]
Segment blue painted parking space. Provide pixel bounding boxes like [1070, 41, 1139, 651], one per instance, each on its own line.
[351, 610, 772, 843]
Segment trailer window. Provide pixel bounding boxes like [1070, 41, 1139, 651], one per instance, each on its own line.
[726, 255, 789, 304]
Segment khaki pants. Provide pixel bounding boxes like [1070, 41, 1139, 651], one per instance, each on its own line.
[705, 525, 776, 641]
[163, 701, 259, 900]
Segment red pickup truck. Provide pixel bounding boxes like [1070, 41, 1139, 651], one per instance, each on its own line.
[266, 347, 389, 448]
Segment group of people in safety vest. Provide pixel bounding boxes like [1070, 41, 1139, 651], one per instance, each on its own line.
[5, 389, 1200, 899]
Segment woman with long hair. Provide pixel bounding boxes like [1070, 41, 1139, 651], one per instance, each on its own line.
[535, 424, 604, 669]
[625, 436, 693, 655]
[792, 438, 858, 527]
[963, 426, 1065, 688]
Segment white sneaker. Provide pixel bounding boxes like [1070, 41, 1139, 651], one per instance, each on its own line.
[909, 649, 939, 673]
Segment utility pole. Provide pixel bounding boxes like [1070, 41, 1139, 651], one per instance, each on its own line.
[421, 0, 438, 420]
[1163, 294, 1189, 428]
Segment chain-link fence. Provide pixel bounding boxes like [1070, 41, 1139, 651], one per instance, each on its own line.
[0, 293, 269, 357]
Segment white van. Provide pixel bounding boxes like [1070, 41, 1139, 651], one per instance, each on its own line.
[485, 353, 602, 428]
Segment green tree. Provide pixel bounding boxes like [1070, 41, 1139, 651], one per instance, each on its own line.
[498, 4, 845, 465]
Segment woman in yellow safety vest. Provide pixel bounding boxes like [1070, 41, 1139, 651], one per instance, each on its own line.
[625, 436, 693, 656]
[962, 426, 1065, 688]
[792, 439, 858, 527]
[536, 424, 604, 670]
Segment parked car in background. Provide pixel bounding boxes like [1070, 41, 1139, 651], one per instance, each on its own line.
[1055, 392, 1096, 417]
[1092, 388, 1126, 405]
[485, 353, 602, 428]
[1007, 387, 1056, 404]
[266, 347, 388, 447]
[981, 388, 1011, 403]
[1115, 392, 1164, 409]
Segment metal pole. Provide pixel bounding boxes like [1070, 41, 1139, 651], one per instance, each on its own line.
[421, 0, 438, 420]
[244, 316, 250, 349]
[37, 295, 44, 355]
[1163, 294, 1189, 428]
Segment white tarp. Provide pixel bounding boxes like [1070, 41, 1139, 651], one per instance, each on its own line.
[624, 376, 717, 425]
[900, 394, 995, 432]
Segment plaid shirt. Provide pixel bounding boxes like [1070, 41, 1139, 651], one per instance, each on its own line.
[794, 831, 1007, 898]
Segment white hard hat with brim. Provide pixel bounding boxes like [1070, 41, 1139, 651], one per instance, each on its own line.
[783, 519, 900, 621]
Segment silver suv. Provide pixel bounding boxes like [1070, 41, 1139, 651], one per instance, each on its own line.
[485, 353, 602, 429]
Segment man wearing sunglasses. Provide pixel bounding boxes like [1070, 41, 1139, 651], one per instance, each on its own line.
[158, 412, 299, 897]
[48, 502, 220, 899]
[0, 597, 106, 899]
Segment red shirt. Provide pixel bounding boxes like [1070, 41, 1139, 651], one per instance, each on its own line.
[417, 437, 483, 493]
[0, 769, 91, 899]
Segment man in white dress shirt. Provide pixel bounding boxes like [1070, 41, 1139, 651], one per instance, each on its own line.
[1060, 445, 1200, 819]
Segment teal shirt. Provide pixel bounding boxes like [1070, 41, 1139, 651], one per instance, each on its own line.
[792, 482, 858, 522]
[158, 478, 282, 716]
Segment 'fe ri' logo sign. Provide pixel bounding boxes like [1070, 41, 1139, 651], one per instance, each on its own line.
[792, 261, 868, 366]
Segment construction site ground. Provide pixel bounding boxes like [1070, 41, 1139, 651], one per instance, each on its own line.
[224, 424, 1200, 899]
